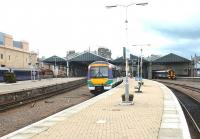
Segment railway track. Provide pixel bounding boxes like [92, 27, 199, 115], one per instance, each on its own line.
[0, 81, 122, 137]
[172, 89, 200, 139]
[156, 80, 200, 103]
[156, 80, 200, 139]
[0, 85, 94, 137]
[0, 81, 85, 112]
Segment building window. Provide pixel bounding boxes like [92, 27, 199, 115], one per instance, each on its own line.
[9, 55, 11, 60]
[13, 41, 22, 48]
[0, 32, 5, 45]
[0, 54, 3, 59]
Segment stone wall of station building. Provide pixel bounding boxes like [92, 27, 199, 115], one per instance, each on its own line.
[0, 33, 38, 69]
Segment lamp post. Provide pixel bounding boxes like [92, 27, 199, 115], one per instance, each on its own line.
[132, 44, 150, 82]
[29, 52, 33, 80]
[66, 53, 69, 78]
[37, 49, 40, 80]
[54, 56, 57, 78]
[106, 2, 148, 103]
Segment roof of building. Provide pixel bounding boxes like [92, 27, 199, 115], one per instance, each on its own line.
[42, 51, 111, 66]
[43, 55, 66, 65]
[112, 54, 148, 64]
[153, 53, 191, 63]
[42, 53, 191, 66]
[112, 56, 124, 64]
[68, 51, 110, 63]
[145, 55, 161, 61]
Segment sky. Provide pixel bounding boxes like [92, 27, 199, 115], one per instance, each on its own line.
[0, 0, 200, 59]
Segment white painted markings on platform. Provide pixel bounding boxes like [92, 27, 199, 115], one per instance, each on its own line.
[96, 120, 106, 124]
[155, 81, 191, 139]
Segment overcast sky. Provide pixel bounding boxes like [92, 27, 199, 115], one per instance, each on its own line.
[0, 0, 200, 59]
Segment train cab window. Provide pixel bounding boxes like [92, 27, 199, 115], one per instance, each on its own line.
[90, 66, 108, 78]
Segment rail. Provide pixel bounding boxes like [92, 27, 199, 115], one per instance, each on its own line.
[0, 80, 86, 112]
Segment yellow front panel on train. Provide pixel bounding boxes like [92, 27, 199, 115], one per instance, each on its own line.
[90, 64, 108, 67]
[91, 78, 108, 85]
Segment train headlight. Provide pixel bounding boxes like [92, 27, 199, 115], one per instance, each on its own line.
[104, 84, 111, 87]
[87, 80, 94, 87]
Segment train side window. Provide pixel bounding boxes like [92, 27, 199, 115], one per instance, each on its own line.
[113, 69, 120, 78]
[113, 70, 116, 78]
[115, 70, 119, 77]
[113, 69, 119, 78]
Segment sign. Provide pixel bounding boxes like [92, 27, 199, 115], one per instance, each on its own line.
[123, 47, 126, 59]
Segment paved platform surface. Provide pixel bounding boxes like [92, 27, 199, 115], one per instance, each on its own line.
[0, 78, 85, 94]
[1, 79, 190, 139]
[32, 79, 163, 139]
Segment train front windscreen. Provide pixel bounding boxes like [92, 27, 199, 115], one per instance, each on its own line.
[90, 66, 108, 78]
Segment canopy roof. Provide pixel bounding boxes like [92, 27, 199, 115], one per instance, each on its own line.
[153, 53, 190, 63]
[43, 55, 66, 65]
[68, 51, 110, 63]
[42, 53, 191, 66]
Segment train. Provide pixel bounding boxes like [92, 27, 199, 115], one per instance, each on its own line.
[0, 67, 39, 82]
[153, 69, 176, 80]
[87, 61, 123, 92]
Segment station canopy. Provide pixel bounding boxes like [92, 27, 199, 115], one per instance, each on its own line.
[43, 53, 190, 66]
[43, 51, 112, 66]
[112, 54, 148, 65]
[68, 51, 111, 65]
[153, 53, 191, 63]
[43, 55, 66, 65]
[112, 56, 125, 64]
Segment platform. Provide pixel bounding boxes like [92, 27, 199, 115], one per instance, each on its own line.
[0, 78, 86, 111]
[1, 79, 191, 139]
[0, 78, 85, 94]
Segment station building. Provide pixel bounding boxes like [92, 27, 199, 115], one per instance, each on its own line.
[147, 53, 191, 78]
[97, 47, 112, 59]
[43, 51, 111, 77]
[42, 51, 192, 79]
[112, 54, 149, 78]
[0, 32, 38, 69]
